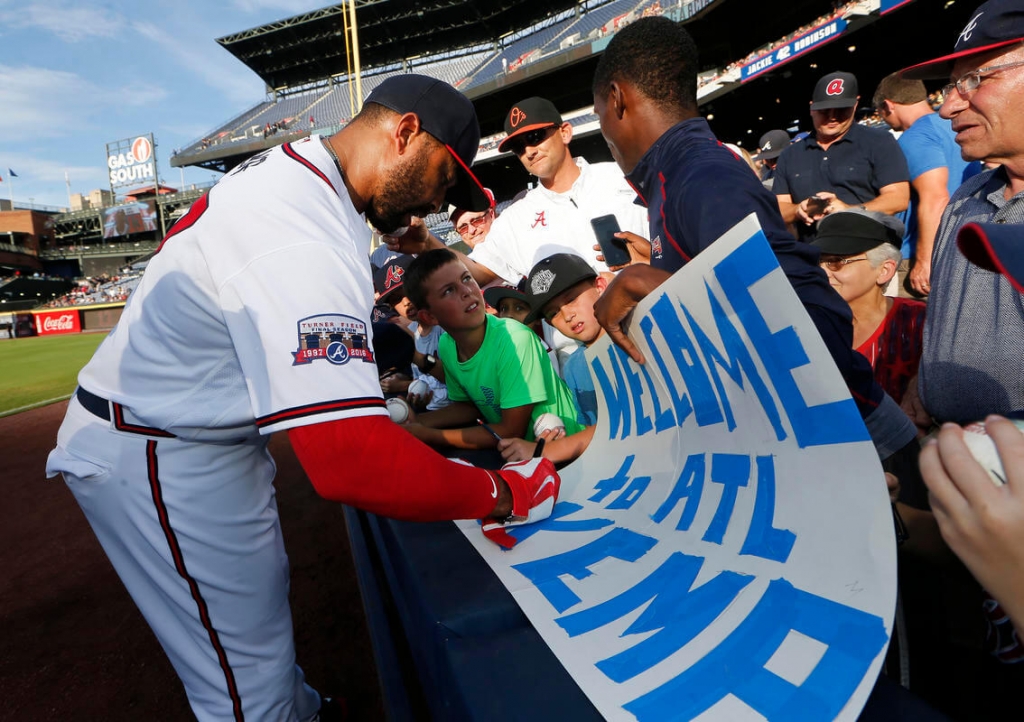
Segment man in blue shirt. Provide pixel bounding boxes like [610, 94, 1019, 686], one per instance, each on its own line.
[773, 71, 911, 242]
[590, 16, 918, 464]
[873, 72, 974, 296]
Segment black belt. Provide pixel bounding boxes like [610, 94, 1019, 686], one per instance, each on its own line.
[76, 387, 111, 421]
[75, 387, 175, 437]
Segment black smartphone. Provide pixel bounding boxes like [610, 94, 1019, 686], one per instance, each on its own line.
[806, 195, 829, 215]
[590, 214, 631, 267]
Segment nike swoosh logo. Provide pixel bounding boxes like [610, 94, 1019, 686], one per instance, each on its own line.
[534, 476, 555, 500]
[489, 473, 498, 499]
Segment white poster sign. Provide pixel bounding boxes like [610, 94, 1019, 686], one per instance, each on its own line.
[458, 215, 895, 721]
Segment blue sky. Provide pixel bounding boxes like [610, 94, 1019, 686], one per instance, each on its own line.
[0, 0, 331, 209]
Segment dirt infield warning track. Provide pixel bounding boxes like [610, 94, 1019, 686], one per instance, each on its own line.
[0, 401, 383, 722]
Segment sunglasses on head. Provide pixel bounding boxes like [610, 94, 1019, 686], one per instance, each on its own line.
[506, 126, 556, 155]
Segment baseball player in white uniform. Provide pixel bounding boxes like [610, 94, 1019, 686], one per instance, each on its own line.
[45, 75, 560, 722]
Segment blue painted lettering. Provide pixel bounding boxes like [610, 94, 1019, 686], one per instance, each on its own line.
[712, 234, 869, 447]
[557, 553, 754, 682]
[512, 527, 657, 613]
[702, 454, 750, 545]
[685, 283, 787, 440]
[651, 453, 705, 530]
[625, 579, 889, 721]
[740, 456, 796, 563]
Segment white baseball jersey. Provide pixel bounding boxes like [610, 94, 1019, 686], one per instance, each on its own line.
[47, 135, 386, 720]
[468, 157, 648, 284]
[78, 135, 387, 441]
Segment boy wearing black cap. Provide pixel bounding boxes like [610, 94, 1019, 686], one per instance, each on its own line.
[773, 71, 911, 241]
[499, 254, 609, 464]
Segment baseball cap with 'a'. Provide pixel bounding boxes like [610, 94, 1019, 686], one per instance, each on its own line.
[752, 129, 792, 160]
[810, 72, 860, 111]
[365, 74, 490, 212]
[497, 97, 563, 153]
[373, 255, 412, 303]
[903, 0, 1024, 79]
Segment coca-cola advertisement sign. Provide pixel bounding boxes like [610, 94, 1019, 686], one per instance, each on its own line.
[36, 310, 81, 336]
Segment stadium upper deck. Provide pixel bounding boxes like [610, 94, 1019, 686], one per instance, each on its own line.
[173, 0, 976, 203]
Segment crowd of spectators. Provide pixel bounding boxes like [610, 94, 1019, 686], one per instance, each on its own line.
[360, 2, 1024, 717]
[42, 271, 142, 308]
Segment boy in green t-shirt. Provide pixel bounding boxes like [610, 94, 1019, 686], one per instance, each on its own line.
[499, 253, 608, 464]
[401, 248, 583, 450]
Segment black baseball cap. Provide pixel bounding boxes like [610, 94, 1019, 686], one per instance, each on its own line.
[483, 283, 531, 311]
[903, 0, 1024, 80]
[810, 72, 860, 111]
[365, 74, 490, 212]
[811, 210, 904, 255]
[957, 221, 1024, 294]
[752, 129, 791, 160]
[497, 97, 563, 153]
[522, 253, 597, 323]
[373, 255, 412, 302]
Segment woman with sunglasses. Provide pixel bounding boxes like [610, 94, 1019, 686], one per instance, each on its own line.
[812, 209, 926, 407]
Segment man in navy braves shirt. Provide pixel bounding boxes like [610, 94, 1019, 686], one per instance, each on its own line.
[590, 16, 918, 465]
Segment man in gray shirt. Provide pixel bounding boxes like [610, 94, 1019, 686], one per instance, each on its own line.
[900, 0, 1024, 428]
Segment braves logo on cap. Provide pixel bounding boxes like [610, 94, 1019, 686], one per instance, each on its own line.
[384, 265, 404, 291]
[958, 12, 983, 45]
[826, 78, 845, 96]
[509, 107, 527, 128]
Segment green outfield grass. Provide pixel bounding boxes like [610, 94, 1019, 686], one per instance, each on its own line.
[0, 333, 107, 416]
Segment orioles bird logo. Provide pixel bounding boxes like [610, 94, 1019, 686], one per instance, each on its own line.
[826, 78, 845, 96]
[509, 107, 527, 127]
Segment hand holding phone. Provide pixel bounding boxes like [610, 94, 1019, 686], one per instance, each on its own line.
[805, 195, 829, 215]
[590, 214, 631, 268]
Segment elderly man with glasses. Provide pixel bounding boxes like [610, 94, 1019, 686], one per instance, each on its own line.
[895, 1, 1024, 712]
[900, 0, 1024, 433]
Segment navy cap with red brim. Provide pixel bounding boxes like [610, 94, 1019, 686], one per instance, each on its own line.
[957, 221, 1024, 294]
[902, 0, 1024, 79]
[902, 37, 1024, 79]
[365, 74, 490, 212]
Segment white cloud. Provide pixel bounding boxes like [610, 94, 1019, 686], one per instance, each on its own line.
[0, 64, 168, 142]
[130, 20, 263, 104]
[0, 0, 123, 42]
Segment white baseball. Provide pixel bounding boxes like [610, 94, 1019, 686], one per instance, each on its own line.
[533, 412, 565, 437]
[386, 397, 410, 424]
[407, 378, 430, 397]
[959, 418, 1024, 486]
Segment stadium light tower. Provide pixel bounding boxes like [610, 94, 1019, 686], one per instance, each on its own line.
[347, 0, 363, 111]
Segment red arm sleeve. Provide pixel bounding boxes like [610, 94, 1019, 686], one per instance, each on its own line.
[288, 416, 503, 522]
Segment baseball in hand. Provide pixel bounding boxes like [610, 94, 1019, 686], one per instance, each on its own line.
[533, 412, 565, 437]
[957, 418, 1024, 486]
[386, 397, 411, 424]
[408, 378, 430, 397]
